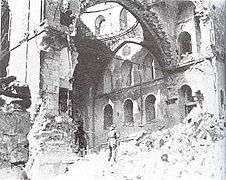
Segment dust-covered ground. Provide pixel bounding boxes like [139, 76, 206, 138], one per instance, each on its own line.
[1, 107, 225, 180]
[50, 108, 225, 180]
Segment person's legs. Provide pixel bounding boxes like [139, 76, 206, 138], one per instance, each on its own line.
[108, 146, 112, 162]
[112, 145, 117, 162]
[80, 148, 85, 157]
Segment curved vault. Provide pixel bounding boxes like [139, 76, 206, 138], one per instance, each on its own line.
[80, 0, 174, 69]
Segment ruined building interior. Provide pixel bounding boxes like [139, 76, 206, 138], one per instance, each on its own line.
[0, 0, 225, 179]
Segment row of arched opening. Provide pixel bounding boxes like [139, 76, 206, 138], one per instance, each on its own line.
[104, 58, 156, 93]
[95, 8, 128, 36]
[103, 94, 156, 129]
[96, 15, 193, 58]
[103, 84, 202, 129]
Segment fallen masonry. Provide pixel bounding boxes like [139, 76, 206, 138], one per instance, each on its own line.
[0, 77, 32, 180]
[25, 102, 77, 180]
[49, 107, 225, 180]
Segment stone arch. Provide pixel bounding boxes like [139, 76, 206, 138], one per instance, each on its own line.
[179, 84, 194, 118]
[103, 104, 113, 130]
[121, 60, 133, 87]
[119, 8, 127, 30]
[95, 15, 105, 36]
[145, 94, 156, 123]
[178, 31, 192, 58]
[81, 0, 173, 68]
[113, 40, 145, 55]
[123, 99, 134, 126]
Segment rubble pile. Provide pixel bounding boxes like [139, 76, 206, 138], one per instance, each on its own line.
[0, 108, 31, 180]
[51, 107, 225, 180]
[130, 109, 225, 180]
[26, 102, 77, 180]
[0, 77, 31, 180]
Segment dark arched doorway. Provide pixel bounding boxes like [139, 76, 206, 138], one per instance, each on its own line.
[104, 104, 113, 130]
[124, 99, 134, 126]
[179, 84, 194, 118]
[145, 94, 156, 123]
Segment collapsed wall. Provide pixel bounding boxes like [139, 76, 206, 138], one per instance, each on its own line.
[0, 77, 31, 179]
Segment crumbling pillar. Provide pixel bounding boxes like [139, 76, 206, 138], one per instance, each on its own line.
[40, 49, 61, 116]
[26, 0, 80, 179]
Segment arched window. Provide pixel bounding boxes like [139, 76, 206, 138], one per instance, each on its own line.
[120, 8, 127, 30]
[121, 60, 133, 87]
[145, 95, 156, 123]
[95, 15, 105, 36]
[112, 64, 121, 90]
[124, 99, 134, 126]
[104, 104, 113, 130]
[103, 69, 112, 93]
[181, 85, 193, 102]
[220, 90, 224, 107]
[179, 85, 194, 117]
[178, 31, 192, 58]
[143, 54, 155, 82]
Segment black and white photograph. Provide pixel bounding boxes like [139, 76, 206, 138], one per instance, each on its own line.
[0, 0, 225, 179]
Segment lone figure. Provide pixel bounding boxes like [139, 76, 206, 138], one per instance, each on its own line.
[73, 121, 88, 157]
[107, 124, 119, 162]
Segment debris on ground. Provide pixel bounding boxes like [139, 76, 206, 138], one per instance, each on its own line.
[50, 108, 225, 180]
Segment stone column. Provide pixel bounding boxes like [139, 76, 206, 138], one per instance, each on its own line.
[27, 31, 77, 179]
[26, 0, 81, 177]
[40, 49, 60, 116]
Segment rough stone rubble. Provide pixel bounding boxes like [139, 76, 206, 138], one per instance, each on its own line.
[48, 107, 225, 180]
[0, 76, 32, 180]
[25, 102, 77, 180]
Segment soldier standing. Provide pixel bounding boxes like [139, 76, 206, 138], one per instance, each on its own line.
[107, 124, 119, 162]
